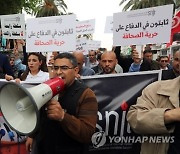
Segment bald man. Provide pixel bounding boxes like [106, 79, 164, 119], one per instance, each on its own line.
[73, 51, 95, 77]
[100, 51, 122, 74]
[86, 50, 98, 68]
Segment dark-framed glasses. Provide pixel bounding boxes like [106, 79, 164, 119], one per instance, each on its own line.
[53, 65, 74, 71]
[160, 60, 168, 63]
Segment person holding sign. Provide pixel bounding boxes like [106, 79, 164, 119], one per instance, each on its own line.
[128, 46, 142, 72]
[113, 46, 139, 73]
[140, 49, 160, 71]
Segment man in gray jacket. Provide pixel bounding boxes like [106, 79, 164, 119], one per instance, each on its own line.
[127, 77, 180, 154]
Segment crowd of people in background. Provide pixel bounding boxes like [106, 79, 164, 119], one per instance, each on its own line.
[0, 38, 179, 82]
[0, 37, 179, 154]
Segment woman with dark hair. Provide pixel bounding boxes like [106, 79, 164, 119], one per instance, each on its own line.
[0, 52, 14, 80]
[16, 52, 49, 82]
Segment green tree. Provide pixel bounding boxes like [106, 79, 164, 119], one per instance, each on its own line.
[119, 0, 180, 11]
[0, 0, 42, 15]
[35, 0, 67, 17]
[55, 0, 68, 15]
[0, 0, 67, 16]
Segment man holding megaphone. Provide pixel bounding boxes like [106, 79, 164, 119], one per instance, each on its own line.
[25, 52, 98, 154]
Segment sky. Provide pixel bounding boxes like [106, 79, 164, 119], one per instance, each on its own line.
[64, 0, 123, 50]
[25, 0, 124, 50]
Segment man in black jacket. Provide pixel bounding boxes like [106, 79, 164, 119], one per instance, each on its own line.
[140, 49, 160, 71]
[26, 52, 98, 154]
[114, 46, 134, 73]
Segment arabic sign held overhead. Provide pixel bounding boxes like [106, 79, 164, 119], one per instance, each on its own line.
[0, 14, 25, 39]
[87, 40, 101, 51]
[104, 16, 113, 33]
[76, 37, 88, 55]
[113, 4, 173, 46]
[76, 19, 95, 35]
[26, 14, 76, 52]
[76, 38, 101, 54]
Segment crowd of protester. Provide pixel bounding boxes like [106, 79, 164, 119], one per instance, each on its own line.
[0, 38, 179, 154]
[0, 38, 179, 81]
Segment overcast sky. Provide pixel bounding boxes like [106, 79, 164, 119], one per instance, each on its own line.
[65, 0, 123, 50]
[25, 0, 124, 50]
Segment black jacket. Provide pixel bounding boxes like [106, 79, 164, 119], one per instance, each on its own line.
[161, 69, 178, 80]
[0, 53, 14, 78]
[140, 59, 160, 71]
[35, 80, 88, 154]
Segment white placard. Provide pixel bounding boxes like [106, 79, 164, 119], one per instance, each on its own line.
[1, 14, 25, 39]
[104, 16, 113, 33]
[87, 40, 101, 50]
[76, 37, 88, 55]
[26, 14, 76, 52]
[113, 4, 173, 46]
[136, 45, 143, 58]
[76, 19, 95, 35]
[46, 52, 53, 66]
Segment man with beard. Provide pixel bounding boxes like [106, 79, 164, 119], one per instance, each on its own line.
[140, 49, 160, 71]
[25, 52, 98, 154]
[100, 51, 118, 74]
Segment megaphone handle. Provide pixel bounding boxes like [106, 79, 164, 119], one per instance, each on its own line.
[52, 94, 59, 100]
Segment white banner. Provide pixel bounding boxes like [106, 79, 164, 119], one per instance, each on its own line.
[104, 16, 113, 33]
[1, 14, 25, 39]
[26, 14, 76, 52]
[87, 40, 101, 51]
[113, 4, 173, 46]
[76, 37, 88, 55]
[76, 19, 95, 35]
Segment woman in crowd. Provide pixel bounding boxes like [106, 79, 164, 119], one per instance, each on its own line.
[16, 52, 49, 82]
[0, 52, 49, 154]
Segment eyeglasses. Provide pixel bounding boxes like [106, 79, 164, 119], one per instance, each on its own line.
[160, 60, 168, 63]
[53, 65, 74, 71]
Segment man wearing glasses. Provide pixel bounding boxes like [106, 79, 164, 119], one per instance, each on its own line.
[159, 56, 171, 70]
[26, 52, 98, 154]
